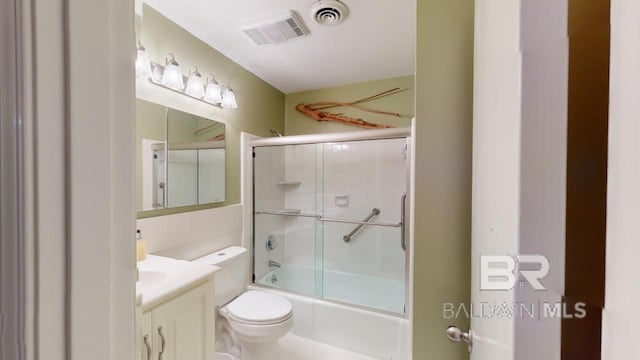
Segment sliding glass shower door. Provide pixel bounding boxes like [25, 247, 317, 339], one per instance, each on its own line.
[253, 137, 409, 315]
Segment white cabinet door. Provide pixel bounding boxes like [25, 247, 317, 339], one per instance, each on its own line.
[142, 282, 215, 360]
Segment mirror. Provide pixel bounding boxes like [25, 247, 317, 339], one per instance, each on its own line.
[136, 98, 225, 211]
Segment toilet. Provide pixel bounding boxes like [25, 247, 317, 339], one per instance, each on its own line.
[193, 246, 293, 360]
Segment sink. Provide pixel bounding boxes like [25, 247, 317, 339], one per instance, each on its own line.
[136, 255, 219, 309]
[138, 269, 168, 294]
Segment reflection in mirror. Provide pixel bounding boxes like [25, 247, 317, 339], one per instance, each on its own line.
[136, 99, 225, 211]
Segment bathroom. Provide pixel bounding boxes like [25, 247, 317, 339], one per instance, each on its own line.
[134, 0, 415, 359]
[6, 0, 636, 359]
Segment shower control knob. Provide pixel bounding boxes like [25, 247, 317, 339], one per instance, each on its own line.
[445, 326, 473, 353]
[266, 235, 278, 251]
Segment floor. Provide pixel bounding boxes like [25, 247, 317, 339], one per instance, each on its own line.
[278, 334, 380, 360]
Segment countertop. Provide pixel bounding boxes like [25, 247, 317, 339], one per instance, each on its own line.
[136, 254, 220, 311]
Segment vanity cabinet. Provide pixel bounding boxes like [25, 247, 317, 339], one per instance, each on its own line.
[140, 281, 214, 360]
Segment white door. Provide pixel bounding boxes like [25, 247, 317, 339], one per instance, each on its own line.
[452, 0, 568, 359]
[467, 1, 520, 355]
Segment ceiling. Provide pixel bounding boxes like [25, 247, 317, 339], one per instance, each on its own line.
[143, 0, 416, 94]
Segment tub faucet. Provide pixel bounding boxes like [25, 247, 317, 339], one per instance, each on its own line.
[268, 260, 281, 268]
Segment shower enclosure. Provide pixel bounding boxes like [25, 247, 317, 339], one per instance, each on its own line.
[252, 129, 410, 315]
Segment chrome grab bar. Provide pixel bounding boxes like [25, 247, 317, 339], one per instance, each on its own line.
[256, 211, 401, 227]
[342, 208, 380, 242]
[401, 192, 407, 251]
[316, 217, 400, 227]
[255, 211, 318, 218]
[256, 192, 408, 251]
[255, 210, 404, 229]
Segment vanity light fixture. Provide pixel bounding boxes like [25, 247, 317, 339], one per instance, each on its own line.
[204, 75, 222, 104]
[141, 50, 235, 109]
[221, 86, 238, 109]
[161, 54, 185, 91]
[185, 66, 205, 99]
[135, 41, 152, 78]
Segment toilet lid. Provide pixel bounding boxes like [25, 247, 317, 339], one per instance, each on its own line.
[226, 291, 292, 324]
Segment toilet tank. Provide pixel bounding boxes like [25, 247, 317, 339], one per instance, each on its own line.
[193, 246, 249, 307]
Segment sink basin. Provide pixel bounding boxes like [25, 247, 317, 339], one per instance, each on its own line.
[136, 255, 219, 309]
[138, 269, 168, 294]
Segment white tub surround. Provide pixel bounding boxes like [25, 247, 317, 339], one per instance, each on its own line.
[252, 286, 410, 360]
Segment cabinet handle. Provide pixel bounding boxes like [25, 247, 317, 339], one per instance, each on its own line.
[157, 326, 166, 360]
[143, 335, 152, 360]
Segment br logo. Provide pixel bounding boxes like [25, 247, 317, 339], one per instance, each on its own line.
[480, 255, 549, 291]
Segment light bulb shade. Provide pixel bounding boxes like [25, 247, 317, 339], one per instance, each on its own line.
[185, 72, 205, 98]
[161, 63, 185, 90]
[204, 79, 222, 103]
[152, 64, 163, 83]
[135, 48, 152, 78]
[222, 88, 238, 109]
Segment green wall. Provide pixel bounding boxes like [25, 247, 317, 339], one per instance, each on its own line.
[284, 76, 414, 135]
[413, 0, 474, 359]
[136, 5, 284, 218]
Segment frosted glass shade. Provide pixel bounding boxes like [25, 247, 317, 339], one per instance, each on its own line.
[205, 79, 222, 103]
[185, 72, 205, 99]
[135, 48, 152, 78]
[152, 64, 163, 82]
[222, 88, 238, 109]
[161, 63, 185, 90]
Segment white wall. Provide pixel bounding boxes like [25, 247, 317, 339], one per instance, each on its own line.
[136, 205, 243, 260]
[602, 1, 640, 358]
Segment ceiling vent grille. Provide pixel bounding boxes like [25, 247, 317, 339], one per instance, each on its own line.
[241, 11, 309, 46]
[310, 0, 349, 26]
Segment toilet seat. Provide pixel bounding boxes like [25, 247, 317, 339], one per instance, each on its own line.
[222, 291, 292, 325]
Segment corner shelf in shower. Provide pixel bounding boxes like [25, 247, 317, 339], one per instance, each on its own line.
[274, 181, 302, 186]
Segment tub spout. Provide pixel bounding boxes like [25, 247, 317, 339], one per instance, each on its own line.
[268, 260, 281, 268]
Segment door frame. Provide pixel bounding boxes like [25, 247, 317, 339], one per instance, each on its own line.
[0, 0, 26, 357]
[14, 0, 136, 359]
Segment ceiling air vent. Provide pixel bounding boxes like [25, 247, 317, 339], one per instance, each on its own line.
[310, 0, 349, 26]
[241, 11, 309, 46]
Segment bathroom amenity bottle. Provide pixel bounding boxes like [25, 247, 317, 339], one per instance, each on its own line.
[136, 229, 147, 261]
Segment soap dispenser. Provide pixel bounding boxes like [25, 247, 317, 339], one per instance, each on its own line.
[136, 229, 147, 262]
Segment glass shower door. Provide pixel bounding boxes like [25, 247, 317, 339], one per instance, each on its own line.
[253, 144, 322, 297]
[319, 138, 408, 314]
[253, 137, 409, 315]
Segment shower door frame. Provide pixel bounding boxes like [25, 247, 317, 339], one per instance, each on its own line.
[247, 127, 412, 319]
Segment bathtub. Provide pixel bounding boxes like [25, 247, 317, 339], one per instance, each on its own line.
[256, 264, 405, 314]
[251, 266, 410, 359]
